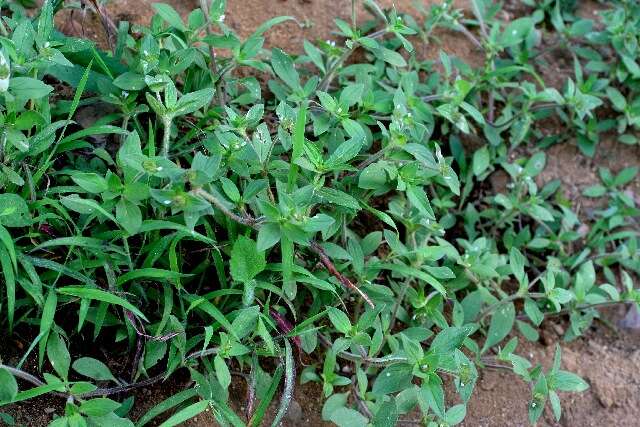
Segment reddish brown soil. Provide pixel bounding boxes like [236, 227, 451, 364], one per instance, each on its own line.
[5, 1, 640, 426]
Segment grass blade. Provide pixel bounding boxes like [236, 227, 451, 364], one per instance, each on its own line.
[116, 268, 191, 286]
[0, 246, 16, 331]
[271, 340, 295, 427]
[136, 388, 198, 427]
[57, 286, 148, 321]
[249, 365, 283, 427]
[158, 399, 210, 427]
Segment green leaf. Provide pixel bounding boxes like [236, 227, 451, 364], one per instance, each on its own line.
[0, 369, 18, 402]
[0, 246, 16, 331]
[116, 268, 190, 286]
[257, 223, 281, 251]
[482, 302, 515, 352]
[72, 357, 117, 382]
[372, 399, 398, 427]
[153, 3, 187, 31]
[173, 88, 215, 116]
[524, 152, 546, 177]
[60, 195, 117, 223]
[321, 393, 349, 421]
[47, 332, 70, 380]
[304, 40, 325, 73]
[472, 146, 490, 176]
[116, 199, 142, 235]
[1, 382, 64, 405]
[329, 408, 368, 427]
[552, 371, 589, 392]
[9, 77, 53, 99]
[0, 194, 30, 227]
[406, 185, 435, 220]
[214, 355, 232, 391]
[373, 364, 413, 395]
[57, 287, 148, 322]
[509, 247, 526, 284]
[113, 72, 146, 91]
[501, 17, 534, 47]
[430, 327, 470, 355]
[249, 366, 283, 427]
[379, 48, 406, 67]
[622, 55, 640, 78]
[328, 308, 352, 335]
[136, 389, 199, 427]
[185, 295, 237, 340]
[71, 172, 108, 193]
[445, 404, 466, 425]
[230, 236, 266, 283]
[158, 400, 210, 427]
[253, 16, 294, 37]
[272, 340, 295, 427]
[418, 375, 445, 418]
[80, 398, 121, 417]
[271, 48, 301, 91]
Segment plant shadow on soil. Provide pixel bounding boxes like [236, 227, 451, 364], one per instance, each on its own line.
[4, 0, 640, 426]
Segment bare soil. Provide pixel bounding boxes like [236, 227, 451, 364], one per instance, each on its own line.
[5, 1, 640, 426]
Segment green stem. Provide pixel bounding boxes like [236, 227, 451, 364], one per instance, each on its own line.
[161, 117, 172, 158]
[478, 292, 546, 322]
[351, 0, 357, 31]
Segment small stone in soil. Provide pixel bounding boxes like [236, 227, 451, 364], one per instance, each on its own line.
[286, 399, 303, 423]
[619, 305, 640, 329]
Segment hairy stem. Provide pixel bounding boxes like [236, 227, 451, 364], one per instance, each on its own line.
[200, 0, 226, 107]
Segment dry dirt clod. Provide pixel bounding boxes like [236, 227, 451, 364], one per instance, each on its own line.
[592, 381, 616, 409]
[479, 373, 498, 391]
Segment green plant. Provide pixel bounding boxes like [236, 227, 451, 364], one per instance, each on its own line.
[0, 1, 638, 426]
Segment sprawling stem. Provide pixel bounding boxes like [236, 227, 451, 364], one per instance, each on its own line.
[161, 117, 172, 158]
[318, 28, 387, 92]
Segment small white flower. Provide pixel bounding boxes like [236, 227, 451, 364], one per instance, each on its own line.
[163, 200, 171, 205]
[156, 166, 163, 171]
[218, 14, 226, 23]
[0, 50, 10, 93]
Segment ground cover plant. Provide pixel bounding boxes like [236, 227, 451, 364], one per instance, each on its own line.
[0, 0, 639, 425]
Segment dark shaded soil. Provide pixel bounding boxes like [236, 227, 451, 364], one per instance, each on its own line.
[5, 0, 640, 426]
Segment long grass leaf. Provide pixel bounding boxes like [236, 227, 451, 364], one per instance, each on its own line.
[57, 286, 148, 321]
[0, 224, 17, 270]
[0, 247, 16, 331]
[136, 388, 198, 427]
[271, 340, 295, 427]
[116, 268, 191, 286]
[158, 399, 210, 427]
[249, 365, 283, 427]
